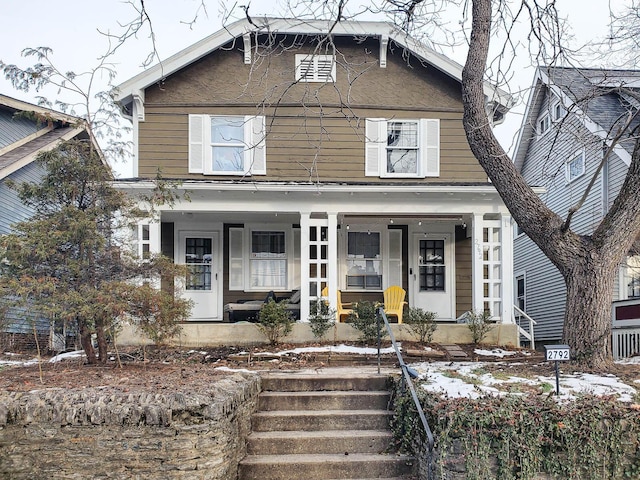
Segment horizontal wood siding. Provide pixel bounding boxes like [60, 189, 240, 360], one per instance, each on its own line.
[138, 36, 487, 183]
[0, 163, 42, 234]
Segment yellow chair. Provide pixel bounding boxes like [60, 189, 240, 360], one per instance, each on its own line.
[321, 287, 353, 322]
[383, 286, 407, 324]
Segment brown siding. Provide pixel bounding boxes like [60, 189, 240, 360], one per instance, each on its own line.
[455, 225, 472, 317]
[138, 36, 487, 183]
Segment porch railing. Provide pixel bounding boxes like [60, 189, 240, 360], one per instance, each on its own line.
[514, 305, 536, 350]
[376, 307, 435, 479]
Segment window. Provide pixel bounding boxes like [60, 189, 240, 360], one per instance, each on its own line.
[185, 237, 212, 291]
[552, 101, 565, 121]
[565, 151, 585, 183]
[515, 275, 526, 312]
[250, 231, 286, 289]
[627, 255, 640, 299]
[365, 118, 439, 178]
[295, 54, 336, 82]
[418, 239, 445, 291]
[346, 231, 382, 290]
[189, 115, 266, 175]
[537, 114, 550, 135]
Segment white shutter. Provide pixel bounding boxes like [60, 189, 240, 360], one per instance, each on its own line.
[420, 119, 440, 177]
[188, 114, 205, 173]
[228, 227, 244, 290]
[245, 115, 266, 175]
[365, 118, 386, 177]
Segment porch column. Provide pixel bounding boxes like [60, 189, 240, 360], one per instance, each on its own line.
[327, 213, 339, 313]
[299, 212, 311, 322]
[471, 214, 485, 315]
[500, 214, 514, 323]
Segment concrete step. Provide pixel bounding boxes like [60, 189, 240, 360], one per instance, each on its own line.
[252, 409, 392, 432]
[238, 453, 415, 480]
[246, 429, 394, 455]
[258, 390, 391, 411]
[260, 374, 390, 392]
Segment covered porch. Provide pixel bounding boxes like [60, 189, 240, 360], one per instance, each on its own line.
[122, 181, 514, 340]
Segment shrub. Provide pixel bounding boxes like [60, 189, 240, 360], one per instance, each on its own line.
[308, 300, 336, 340]
[257, 299, 294, 345]
[464, 310, 495, 345]
[404, 307, 437, 344]
[348, 301, 388, 344]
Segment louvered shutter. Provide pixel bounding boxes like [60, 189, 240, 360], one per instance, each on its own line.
[228, 228, 244, 290]
[365, 118, 386, 177]
[244, 115, 266, 175]
[188, 114, 205, 173]
[420, 119, 440, 177]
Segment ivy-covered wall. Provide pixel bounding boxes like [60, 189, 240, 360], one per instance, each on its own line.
[391, 381, 640, 479]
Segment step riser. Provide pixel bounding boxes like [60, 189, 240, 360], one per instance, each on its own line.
[247, 433, 393, 455]
[252, 413, 391, 432]
[258, 392, 390, 411]
[261, 376, 389, 392]
[238, 458, 414, 480]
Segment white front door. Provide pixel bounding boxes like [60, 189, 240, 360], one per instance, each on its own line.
[410, 233, 455, 320]
[179, 231, 220, 320]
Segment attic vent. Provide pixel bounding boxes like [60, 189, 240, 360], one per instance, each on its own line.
[295, 54, 336, 82]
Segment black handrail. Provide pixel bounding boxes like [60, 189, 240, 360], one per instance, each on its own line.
[377, 307, 435, 478]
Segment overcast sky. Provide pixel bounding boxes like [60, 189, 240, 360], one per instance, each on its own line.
[0, 0, 627, 177]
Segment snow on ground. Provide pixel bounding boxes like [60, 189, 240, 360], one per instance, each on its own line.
[278, 344, 396, 356]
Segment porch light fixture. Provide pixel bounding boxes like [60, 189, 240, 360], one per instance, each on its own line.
[389, 219, 394, 224]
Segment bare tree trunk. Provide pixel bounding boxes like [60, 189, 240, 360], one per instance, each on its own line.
[79, 318, 96, 365]
[95, 317, 108, 364]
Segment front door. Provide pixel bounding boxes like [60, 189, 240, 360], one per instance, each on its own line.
[179, 231, 220, 320]
[411, 234, 454, 319]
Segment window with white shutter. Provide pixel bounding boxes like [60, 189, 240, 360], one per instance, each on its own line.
[188, 115, 266, 175]
[365, 118, 440, 178]
[295, 54, 336, 82]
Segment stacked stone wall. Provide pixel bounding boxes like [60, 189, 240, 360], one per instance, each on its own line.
[0, 373, 260, 479]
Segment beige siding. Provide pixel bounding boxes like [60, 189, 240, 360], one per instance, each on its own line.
[138, 36, 487, 183]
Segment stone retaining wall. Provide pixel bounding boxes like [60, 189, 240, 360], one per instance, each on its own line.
[0, 373, 261, 479]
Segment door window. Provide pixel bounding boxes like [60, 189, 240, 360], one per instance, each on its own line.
[419, 239, 445, 291]
[185, 237, 212, 291]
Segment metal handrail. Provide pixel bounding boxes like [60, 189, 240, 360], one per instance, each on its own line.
[376, 307, 435, 477]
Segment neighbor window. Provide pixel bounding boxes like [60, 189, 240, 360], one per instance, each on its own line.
[295, 54, 336, 82]
[365, 118, 439, 178]
[250, 231, 287, 289]
[188, 114, 266, 175]
[346, 231, 382, 290]
[538, 114, 550, 135]
[552, 101, 565, 121]
[565, 151, 585, 183]
[515, 275, 526, 312]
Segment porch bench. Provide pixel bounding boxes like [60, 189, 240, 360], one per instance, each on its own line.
[224, 291, 301, 323]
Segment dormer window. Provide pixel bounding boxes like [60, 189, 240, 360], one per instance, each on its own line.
[295, 54, 336, 82]
[538, 114, 550, 135]
[552, 101, 565, 121]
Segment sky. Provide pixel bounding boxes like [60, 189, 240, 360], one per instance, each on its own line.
[0, 0, 629, 177]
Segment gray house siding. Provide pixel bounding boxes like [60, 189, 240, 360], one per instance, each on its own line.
[515, 88, 608, 343]
[0, 161, 42, 235]
[0, 108, 40, 149]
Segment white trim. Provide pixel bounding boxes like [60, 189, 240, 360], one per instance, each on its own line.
[295, 54, 336, 82]
[379, 35, 388, 68]
[243, 33, 252, 64]
[564, 149, 585, 184]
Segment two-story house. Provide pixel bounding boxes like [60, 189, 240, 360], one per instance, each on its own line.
[0, 94, 98, 349]
[513, 66, 640, 351]
[114, 17, 519, 345]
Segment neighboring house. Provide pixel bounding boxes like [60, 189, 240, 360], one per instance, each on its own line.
[0, 94, 95, 348]
[513, 67, 640, 346]
[114, 17, 517, 341]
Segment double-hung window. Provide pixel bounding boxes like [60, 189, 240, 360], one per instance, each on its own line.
[346, 231, 382, 290]
[365, 118, 439, 178]
[565, 151, 585, 183]
[250, 231, 287, 289]
[189, 115, 266, 175]
[537, 114, 550, 136]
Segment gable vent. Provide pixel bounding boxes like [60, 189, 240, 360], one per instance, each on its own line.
[295, 54, 336, 83]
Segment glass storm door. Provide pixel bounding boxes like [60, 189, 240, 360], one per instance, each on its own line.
[181, 232, 219, 320]
[411, 234, 454, 319]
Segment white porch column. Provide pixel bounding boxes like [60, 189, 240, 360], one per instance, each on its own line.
[471, 213, 485, 315]
[327, 213, 339, 312]
[500, 214, 514, 323]
[299, 212, 311, 322]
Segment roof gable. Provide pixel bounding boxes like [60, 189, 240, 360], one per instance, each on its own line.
[114, 17, 512, 121]
[514, 67, 640, 172]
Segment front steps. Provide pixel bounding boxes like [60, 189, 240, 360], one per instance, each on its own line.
[238, 371, 415, 480]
